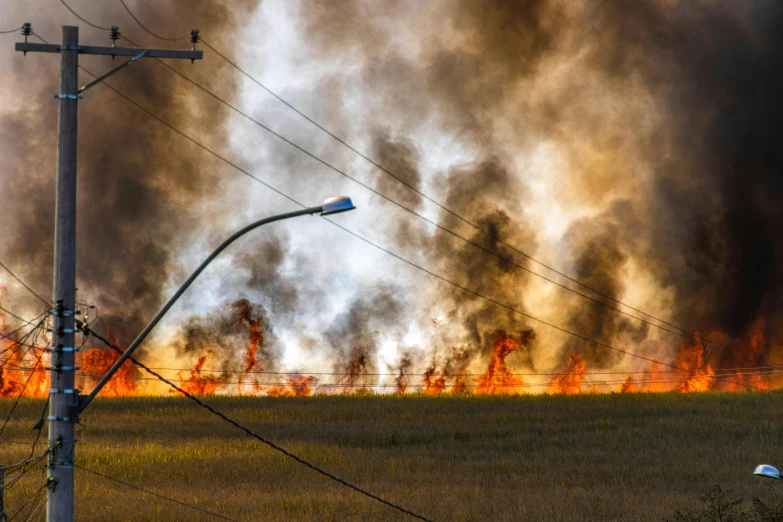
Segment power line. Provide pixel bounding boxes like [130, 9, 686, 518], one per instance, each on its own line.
[58, 0, 110, 31]
[44, 33, 773, 395]
[0, 311, 49, 349]
[82, 325, 435, 522]
[0, 26, 22, 34]
[0, 317, 46, 369]
[0, 321, 48, 441]
[75, 464, 239, 521]
[105, 11, 770, 369]
[117, 0, 189, 40]
[7, 359, 778, 378]
[4, 366, 781, 389]
[55, 0, 778, 385]
[6, 482, 47, 522]
[146, 48, 699, 342]
[0, 260, 49, 306]
[0, 305, 32, 325]
[323, 218, 779, 394]
[113, 3, 715, 341]
[61, 1, 698, 350]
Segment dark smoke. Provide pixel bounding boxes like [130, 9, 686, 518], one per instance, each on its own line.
[4, 0, 783, 383]
[295, 0, 783, 372]
[326, 287, 403, 391]
[168, 297, 278, 373]
[0, 0, 261, 344]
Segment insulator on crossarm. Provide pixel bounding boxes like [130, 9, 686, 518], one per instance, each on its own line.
[110, 26, 121, 46]
[22, 23, 32, 44]
[190, 30, 200, 63]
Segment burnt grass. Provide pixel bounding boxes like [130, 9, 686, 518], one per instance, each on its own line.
[1, 392, 782, 521]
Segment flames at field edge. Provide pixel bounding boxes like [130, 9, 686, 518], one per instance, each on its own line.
[0, 303, 778, 398]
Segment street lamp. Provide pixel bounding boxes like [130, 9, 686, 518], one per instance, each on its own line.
[78, 196, 356, 412]
[754, 465, 782, 480]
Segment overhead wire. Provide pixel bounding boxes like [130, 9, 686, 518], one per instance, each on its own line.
[46, 1, 779, 401]
[0, 260, 49, 306]
[112, 0, 736, 346]
[19, 485, 46, 522]
[0, 26, 23, 34]
[27, 27, 775, 396]
[4, 365, 783, 389]
[2, 449, 50, 492]
[0, 310, 47, 345]
[0, 320, 49, 441]
[82, 324, 435, 522]
[57, 0, 110, 31]
[6, 482, 48, 521]
[144, 43, 698, 343]
[0, 305, 32, 325]
[0, 309, 53, 471]
[0, 317, 47, 370]
[100, 3, 779, 371]
[75, 464, 240, 521]
[7, 362, 782, 378]
[117, 0, 189, 40]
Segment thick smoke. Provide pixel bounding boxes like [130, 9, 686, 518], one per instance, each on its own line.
[294, 0, 783, 373]
[3, 0, 782, 386]
[0, 0, 261, 344]
[326, 287, 403, 391]
[168, 297, 278, 373]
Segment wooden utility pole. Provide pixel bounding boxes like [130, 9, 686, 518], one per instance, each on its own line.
[15, 24, 202, 522]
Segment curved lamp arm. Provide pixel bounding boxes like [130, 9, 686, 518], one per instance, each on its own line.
[79, 196, 355, 412]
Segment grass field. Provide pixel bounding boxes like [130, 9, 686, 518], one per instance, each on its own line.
[1, 392, 782, 521]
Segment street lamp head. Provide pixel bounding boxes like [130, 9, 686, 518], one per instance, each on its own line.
[320, 196, 356, 216]
[754, 464, 781, 480]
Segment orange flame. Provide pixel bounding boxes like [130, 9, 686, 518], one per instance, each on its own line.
[0, 300, 48, 398]
[236, 302, 263, 373]
[675, 336, 715, 393]
[474, 331, 534, 394]
[548, 353, 587, 394]
[79, 329, 139, 396]
[175, 353, 222, 395]
[395, 371, 409, 394]
[267, 374, 316, 397]
[422, 366, 446, 394]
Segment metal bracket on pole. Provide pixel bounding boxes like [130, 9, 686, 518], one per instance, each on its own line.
[47, 328, 79, 334]
[51, 308, 79, 317]
[44, 346, 81, 353]
[77, 49, 148, 93]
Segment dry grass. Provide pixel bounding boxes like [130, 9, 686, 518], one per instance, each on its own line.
[1, 392, 781, 521]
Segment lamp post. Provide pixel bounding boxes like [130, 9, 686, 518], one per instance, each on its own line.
[78, 196, 355, 413]
[754, 464, 782, 480]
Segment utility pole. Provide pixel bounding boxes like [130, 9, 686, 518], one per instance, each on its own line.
[1, 467, 6, 522]
[15, 24, 202, 522]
